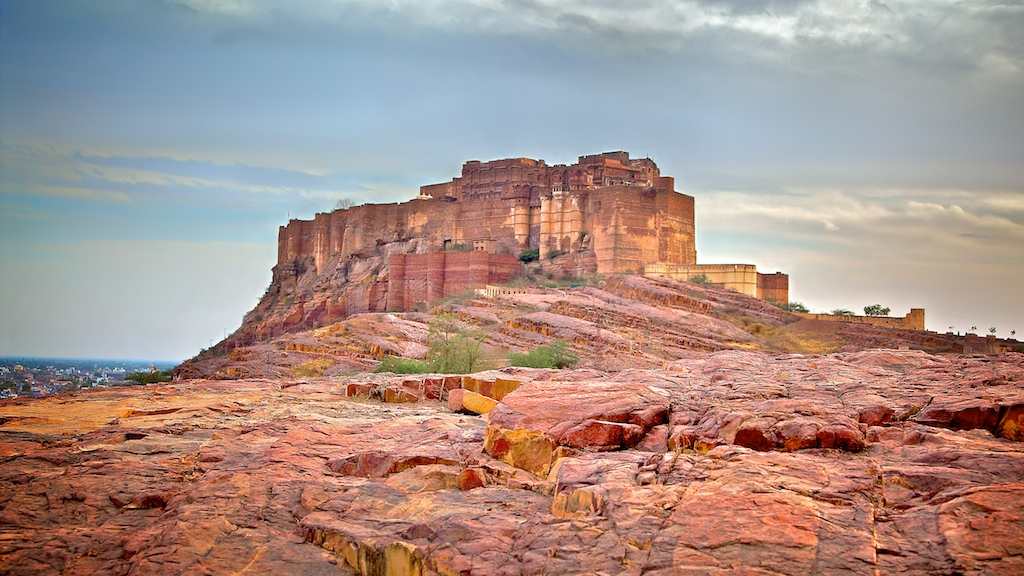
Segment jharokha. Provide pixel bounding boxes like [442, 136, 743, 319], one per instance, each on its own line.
[234, 151, 789, 347]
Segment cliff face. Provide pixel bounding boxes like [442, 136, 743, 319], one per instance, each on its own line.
[205, 151, 699, 356]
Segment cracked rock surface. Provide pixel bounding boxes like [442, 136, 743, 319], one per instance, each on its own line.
[2, 350, 1024, 575]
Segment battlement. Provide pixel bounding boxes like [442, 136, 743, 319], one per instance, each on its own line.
[420, 150, 661, 201]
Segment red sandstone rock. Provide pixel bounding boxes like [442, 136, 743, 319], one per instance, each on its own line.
[3, 350, 1024, 575]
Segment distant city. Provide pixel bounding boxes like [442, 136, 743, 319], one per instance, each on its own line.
[0, 357, 178, 399]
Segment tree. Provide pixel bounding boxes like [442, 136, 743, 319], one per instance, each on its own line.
[689, 274, 710, 285]
[334, 198, 355, 210]
[863, 304, 891, 317]
[782, 302, 809, 313]
[831, 308, 854, 316]
[426, 313, 485, 374]
[989, 327, 997, 335]
[518, 248, 539, 263]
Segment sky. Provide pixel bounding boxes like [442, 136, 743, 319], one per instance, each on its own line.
[1, 0, 1022, 360]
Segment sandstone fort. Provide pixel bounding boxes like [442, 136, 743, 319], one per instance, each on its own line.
[264, 151, 793, 342]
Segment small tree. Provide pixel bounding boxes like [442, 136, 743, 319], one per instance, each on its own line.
[989, 327, 997, 335]
[335, 198, 355, 210]
[690, 274, 710, 285]
[831, 308, 854, 316]
[782, 302, 809, 313]
[518, 248, 539, 263]
[863, 304, 891, 317]
[426, 313, 486, 374]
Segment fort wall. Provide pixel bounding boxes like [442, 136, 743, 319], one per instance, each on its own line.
[797, 309, 926, 331]
[386, 252, 522, 311]
[757, 273, 789, 305]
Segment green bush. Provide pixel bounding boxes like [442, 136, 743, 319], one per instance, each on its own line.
[519, 248, 540, 263]
[426, 314, 486, 373]
[831, 308, 855, 316]
[780, 302, 809, 313]
[863, 304, 891, 316]
[126, 370, 173, 385]
[689, 274, 710, 285]
[508, 341, 579, 369]
[376, 313, 487, 374]
[375, 356, 433, 374]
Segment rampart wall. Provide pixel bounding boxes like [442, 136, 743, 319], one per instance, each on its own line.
[797, 309, 926, 331]
[277, 185, 696, 277]
[756, 273, 789, 305]
[386, 252, 522, 312]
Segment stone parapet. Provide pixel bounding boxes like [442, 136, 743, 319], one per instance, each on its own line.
[796, 309, 926, 331]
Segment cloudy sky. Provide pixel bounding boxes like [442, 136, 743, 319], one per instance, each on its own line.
[1, 0, 1022, 360]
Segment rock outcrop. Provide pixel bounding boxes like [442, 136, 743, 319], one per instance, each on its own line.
[3, 349, 1024, 575]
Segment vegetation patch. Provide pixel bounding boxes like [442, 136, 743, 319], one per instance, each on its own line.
[375, 356, 432, 374]
[376, 313, 490, 374]
[508, 341, 579, 369]
[518, 248, 540, 263]
[863, 304, 891, 316]
[779, 302, 809, 313]
[126, 370, 173, 385]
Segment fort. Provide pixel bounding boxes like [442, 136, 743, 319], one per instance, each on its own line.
[274, 151, 789, 317]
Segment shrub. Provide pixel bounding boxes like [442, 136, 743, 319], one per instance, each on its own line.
[689, 274, 710, 285]
[863, 304, 891, 316]
[781, 302, 809, 313]
[508, 341, 579, 369]
[125, 370, 173, 385]
[427, 313, 486, 373]
[291, 357, 334, 378]
[376, 356, 432, 374]
[519, 248, 540, 263]
[831, 308, 855, 316]
[546, 249, 566, 260]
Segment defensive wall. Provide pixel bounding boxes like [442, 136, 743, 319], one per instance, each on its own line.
[796, 309, 926, 331]
[643, 263, 790, 305]
[386, 252, 522, 312]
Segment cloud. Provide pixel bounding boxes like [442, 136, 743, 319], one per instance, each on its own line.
[0, 143, 416, 209]
[160, 0, 1024, 73]
[37, 186, 133, 203]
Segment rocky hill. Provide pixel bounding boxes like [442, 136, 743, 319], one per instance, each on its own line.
[2, 275, 1023, 575]
[178, 275, 965, 380]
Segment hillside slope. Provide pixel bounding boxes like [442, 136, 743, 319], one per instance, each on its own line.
[178, 275, 964, 380]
